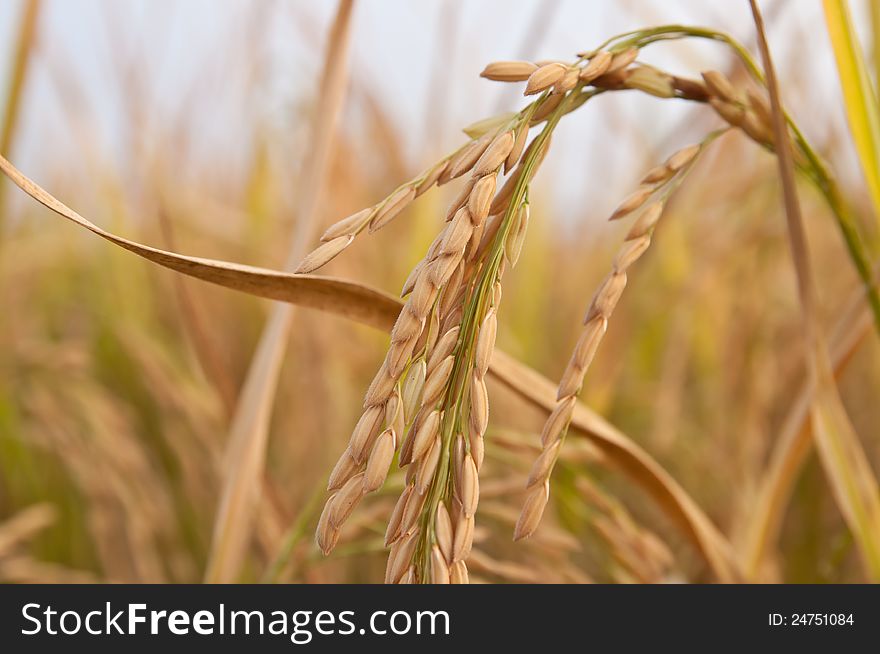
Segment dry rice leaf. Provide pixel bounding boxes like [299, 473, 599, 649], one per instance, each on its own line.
[0, 154, 400, 332]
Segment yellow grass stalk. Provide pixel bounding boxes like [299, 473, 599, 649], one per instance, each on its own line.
[752, 0, 880, 581]
[0, 0, 41, 237]
[822, 0, 880, 222]
[204, 0, 356, 583]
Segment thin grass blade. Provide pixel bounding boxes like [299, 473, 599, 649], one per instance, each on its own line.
[822, 0, 880, 222]
[752, 0, 880, 581]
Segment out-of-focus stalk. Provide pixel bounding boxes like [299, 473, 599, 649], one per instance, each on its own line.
[0, 0, 41, 239]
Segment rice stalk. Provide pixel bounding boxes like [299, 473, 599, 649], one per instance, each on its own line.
[0, 0, 41, 239]
[514, 137, 716, 542]
[822, 0, 880, 223]
[749, 0, 880, 581]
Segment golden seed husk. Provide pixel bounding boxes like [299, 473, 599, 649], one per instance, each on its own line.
[488, 175, 517, 217]
[556, 361, 584, 404]
[400, 259, 425, 297]
[625, 66, 675, 98]
[428, 326, 460, 373]
[364, 429, 396, 493]
[605, 47, 639, 75]
[579, 51, 612, 82]
[316, 499, 340, 555]
[613, 234, 652, 271]
[746, 87, 772, 126]
[386, 334, 417, 378]
[469, 374, 489, 437]
[460, 454, 479, 517]
[610, 185, 653, 220]
[463, 111, 517, 139]
[468, 423, 485, 471]
[414, 267, 441, 314]
[505, 120, 530, 172]
[525, 62, 567, 95]
[514, 480, 550, 541]
[422, 355, 455, 407]
[385, 484, 413, 546]
[435, 502, 453, 562]
[530, 91, 564, 123]
[328, 472, 366, 528]
[442, 207, 475, 254]
[452, 514, 474, 562]
[431, 545, 451, 584]
[473, 130, 515, 176]
[420, 308, 441, 355]
[445, 132, 494, 181]
[541, 395, 577, 446]
[364, 360, 395, 408]
[492, 281, 502, 307]
[400, 486, 426, 535]
[467, 174, 496, 225]
[585, 271, 627, 322]
[453, 433, 465, 495]
[709, 96, 746, 127]
[415, 161, 449, 197]
[401, 360, 426, 425]
[553, 67, 579, 94]
[474, 308, 497, 378]
[417, 435, 441, 494]
[666, 144, 701, 172]
[701, 70, 738, 104]
[429, 251, 463, 287]
[445, 177, 477, 221]
[404, 461, 418, 487]
[386, 389, 405, 436]
[327, 448, 360, 492]
[438, 269, 465, 318]
[295, 234, 354, 273]
[480, 60, 538, 82]
[386, 530, 418, 584]
[411, 410, 441, 461]
[466, 219, 485, 260]
[476, 213, 504, 259]
[626, 201, 664, 239]
[505, 203, 529, 267]
[527, 440, 562, 488]
[320, 208, 372, 242]
[348, 405, 385, 463]
[641, 163, 673, 185]
[427, 228, 447, 261]
[440, 304, 464, 335]
[370, 186, 416, 232]
[390, 304, 422, 343]
[741, 111, 774, 145]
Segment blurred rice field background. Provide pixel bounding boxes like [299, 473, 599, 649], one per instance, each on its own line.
[0, 0, 879, 583]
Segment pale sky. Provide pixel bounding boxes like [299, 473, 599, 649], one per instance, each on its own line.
[0, 0, 863, 227]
